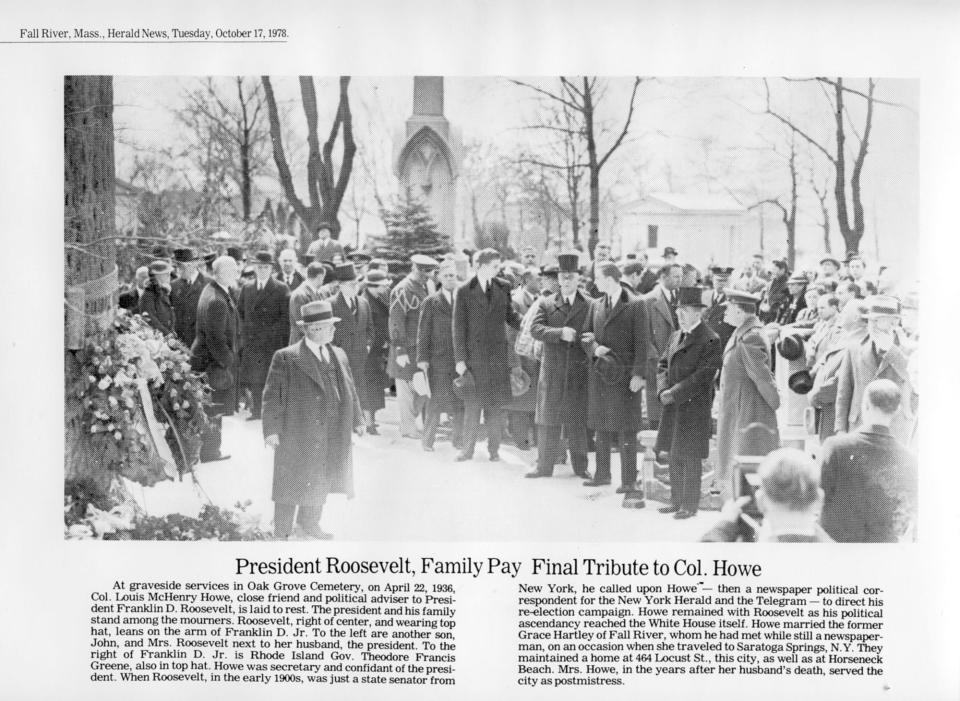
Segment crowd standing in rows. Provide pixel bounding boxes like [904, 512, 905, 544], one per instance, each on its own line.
[123, 229, 918, 542]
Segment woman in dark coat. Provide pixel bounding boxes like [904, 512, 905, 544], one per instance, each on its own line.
[361, 272, 392, 426]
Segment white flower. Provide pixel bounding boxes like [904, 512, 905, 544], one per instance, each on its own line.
[169, 388, 178, 398]
[67, 524, 95, 539]
[114, 431, 123, 440]
[97, 376, 112, 390]
[180, 362, 190, 373]
[108, 396, 118, 407]
[181, 400, 190, 409]
[172, 403, 181, 411]
[90, 425, 98, 433]
[88, 375, 97, 383]
[172, 372, 182, 381]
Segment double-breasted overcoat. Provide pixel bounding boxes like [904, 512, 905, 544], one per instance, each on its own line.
[530, 291, 592, 427]
[237, 277, 290, 388]
[416, 290, 459, 412]
[329, 291, 373, 410]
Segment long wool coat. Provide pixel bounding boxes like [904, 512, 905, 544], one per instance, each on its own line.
[170, 273, 208, 347]
[452, 277, 521, 407]
[139, 282, 176, 336]
[643, 285, 677, 424]
[262, 342, 362, 507]
[582, 289, 649, 432]
[656, 322, 722, 461]
[416, 290, 459, 412]
[387, 274, 430, 382]
[716, 317, 781, 471]
[362, 285, 391, 411]
[530, 291, 591, 427]
[329, 291, 373, 410]
[238, 277, 290, 387]
[190, 282, 240, 409]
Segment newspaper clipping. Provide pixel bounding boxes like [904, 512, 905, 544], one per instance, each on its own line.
[1, 1, 958, 699]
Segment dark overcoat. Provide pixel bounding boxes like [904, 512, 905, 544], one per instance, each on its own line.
[170, 273, 209, 347]
[238, 277, 290, 387]
[362, 285, 391, 411]
[530, 291, 591, 427]
[656, 322, 722, 461]
[190, 282, 240, 409]
[262, 342, 362, 507]
[643, 285, 677, 423]
[416, 290, 459, 412]
[582, 289, 649, 432]
[275, 270, 304, 291]
[452, 277, 521, 407]
[703, 290, 735, 351]
[329, 291, 373, 410]
[139, 281, 176, 336]
[387, 274, 430, 381]
[716, 317, 781, 471]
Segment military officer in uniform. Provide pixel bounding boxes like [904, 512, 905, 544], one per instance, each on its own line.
[703, 266, 735, 351]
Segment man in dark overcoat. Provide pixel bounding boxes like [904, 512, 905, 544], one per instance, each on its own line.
[361, 269, 391, 433]
[190, 256, 240, 462]
[139, 260, 176, 336]
[716, 289, 781, 499]
[262, 300, 364, 540]
[703, 266, 735, 352]
[329, 263, 374, 430]
[237, 251, 290, 420]
[417, 259, 464, 451]
[170, 248, 208, 347]
[581, 262, 649, 491]
[452, 248, 523, 461]
[656, 287, 722, 519]
[119, 266, 149, 310]
[643, 264, 681, 440]
[527, 253, 591, 478]
[388, 254, 437, 438]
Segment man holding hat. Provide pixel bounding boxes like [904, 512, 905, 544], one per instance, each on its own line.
[139, 260, 176, 336]
[329, 263, 374, 431]
[527, 253, 592, 479]
[389, 254, 437, 438]
[237, 251, 291, 420]
[716, 288, 781, 498]
[262, 300, 364, 540]
[170, 247, 208, 347]
[656, 287, 722, 519]
[835, 295, 917, 444]
[306, 222, 345, 263]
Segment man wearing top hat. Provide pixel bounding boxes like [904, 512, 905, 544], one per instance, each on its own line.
[139, 260, 176, 336]
[716, 289, 781, 498]
[656, 287, 722, 519]
[275, 248, 304, 291]
[329, 263, 375, 431]
[526, 253, 592, 479]
[237, 251, 291, 420]
[835, 295, 917, 445]
[288, 262, 328, 345]
[452, 248, 523, 461]
[580, 262, 649, 492]
[389, 254, 437, 438]
[704, 266, 735, 351]
[262, 300, 364, 540]
[306, 222, 345, 264]
[170, 247, 208, 347]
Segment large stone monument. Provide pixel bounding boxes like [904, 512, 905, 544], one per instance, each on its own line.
[394, 76, 461, 240]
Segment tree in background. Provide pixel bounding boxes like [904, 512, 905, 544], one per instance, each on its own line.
[261, 76, 356, 239]
[369, 193, 452, 276]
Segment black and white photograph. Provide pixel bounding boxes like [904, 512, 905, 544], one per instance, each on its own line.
[63, 74, 919, 543]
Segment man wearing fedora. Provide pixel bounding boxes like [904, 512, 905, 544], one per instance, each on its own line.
[581, 262, 649, 492]
[527, 253, 592, 479]
[139, 260, 176, 336]
[238, 251, 291, 420]
[835, 295, 917, 445]
[329, 263, 374, 431]
[170, 247, 208, 347]
[716, 289, 781, 499]
[306, 222, 345, 263]
[262, 300, 364, 540]
[417, 259, 465, 452]
[191, 255, 241, 463]
[656, 287, 722, 519]
[389, 254, 438, 439]
[361, 268, 392, 433]
[288, 262, 328, 344]
[452, 248, 523, 462]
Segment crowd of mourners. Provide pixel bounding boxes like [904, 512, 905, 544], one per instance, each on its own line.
[118, 225, 918, 542]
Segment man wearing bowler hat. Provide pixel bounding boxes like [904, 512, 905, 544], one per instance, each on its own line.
[238, 250, 291, 420]
[262, 300, 364, 540]
[139, 260, 176, 336]
[329, 263, 374, 431]
[170, 247, 208, 347]
[527, 253, 592, 479]
[657, 287, 722, 519]
[581, 262, 649, 492]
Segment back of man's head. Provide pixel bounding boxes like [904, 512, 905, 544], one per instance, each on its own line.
[864, 378, 902, 417]
[306, 262, 326, 282]
[757, 448, 821, 512]
[475, 248, 501, 268]
[623, 261, 645, 277]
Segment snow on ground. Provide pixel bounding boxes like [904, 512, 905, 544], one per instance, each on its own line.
[128, 398, 714, 541]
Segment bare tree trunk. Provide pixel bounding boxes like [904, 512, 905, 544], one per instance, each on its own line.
[236, 78, 253, 222]
[582, 78, 601, 255]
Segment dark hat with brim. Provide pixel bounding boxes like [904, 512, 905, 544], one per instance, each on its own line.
[452, 370, 476, 401]
[557, 253, 580, 273]
[865, 295, 901, 317]
[364, 269, 391, 286]
[202, 252, 217, 265]
[788, 370, 814, 395]
[676, 286, 707, 308]
[777, 333, 805, 361]
[298, 300, 340, 326]
[253, 250, 274, 266]
[347, 252, 372, 265]
[227, 246, 245, 263]
[594, 353, 626, 386]
[539, 264, 560, 278]
[335, 263, 358, 282]
[710, 266, 734, 278]
[663, 247, 678, 257]
[173, 247, 197, 263]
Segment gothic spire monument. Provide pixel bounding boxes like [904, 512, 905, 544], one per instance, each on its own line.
[393, 76, 461, 242]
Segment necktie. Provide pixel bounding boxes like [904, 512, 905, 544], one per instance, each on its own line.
[321, 345, 330, 364]
[679, 331, 687, 344]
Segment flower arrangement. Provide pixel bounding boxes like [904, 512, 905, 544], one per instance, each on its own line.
[65, 308, 210, 487]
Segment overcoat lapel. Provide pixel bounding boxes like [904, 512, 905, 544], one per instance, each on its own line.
[292, 340, 327, 388]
